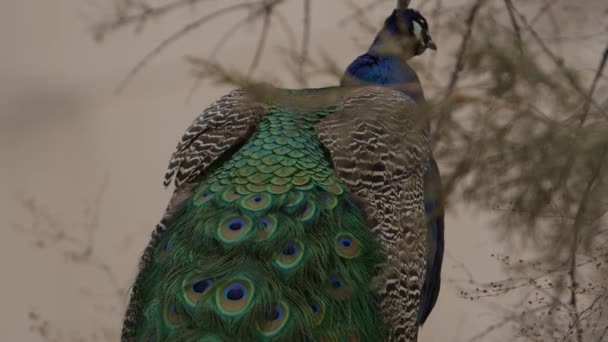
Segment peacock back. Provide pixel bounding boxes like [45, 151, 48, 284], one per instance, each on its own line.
[130, 98, 386, 341]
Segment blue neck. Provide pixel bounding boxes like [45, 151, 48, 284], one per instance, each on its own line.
[340, 52, 424, 102]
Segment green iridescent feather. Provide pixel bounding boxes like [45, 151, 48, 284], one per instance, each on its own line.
[125, 3, 440, 340]
[131, 103, 386, 341]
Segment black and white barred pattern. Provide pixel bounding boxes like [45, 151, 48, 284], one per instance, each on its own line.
[163, 89, 267, 188]
[317, 86, 431, 341]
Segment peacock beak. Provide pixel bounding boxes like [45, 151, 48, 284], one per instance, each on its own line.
[426, 37, 437, 51]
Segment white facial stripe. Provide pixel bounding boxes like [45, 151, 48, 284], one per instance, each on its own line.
[413, 21, 423, 43]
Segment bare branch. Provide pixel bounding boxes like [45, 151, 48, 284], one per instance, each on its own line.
[445, 0, 487, 93]
[509, 2, 607, 118]
[115, 2, 259, 93]
[397, 0, 411, 10]
[296, 0, 312, 86]
[503, 0, 523, 55]
[93, 0, 215, 40]
[247, 2, 274, 75]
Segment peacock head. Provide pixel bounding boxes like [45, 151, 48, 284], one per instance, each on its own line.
[371, 0, 436, 58]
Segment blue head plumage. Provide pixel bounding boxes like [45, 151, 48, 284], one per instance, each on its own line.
[341, 3, 436, 101]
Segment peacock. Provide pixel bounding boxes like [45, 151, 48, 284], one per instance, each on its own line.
[122, 1, 441, 341]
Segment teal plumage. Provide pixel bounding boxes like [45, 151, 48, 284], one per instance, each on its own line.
[123, 2, 438, 341]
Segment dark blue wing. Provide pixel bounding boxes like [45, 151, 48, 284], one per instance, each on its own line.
[418, 158, 445, 325]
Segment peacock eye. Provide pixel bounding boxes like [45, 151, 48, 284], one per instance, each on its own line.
[223, 282, 248, 301]
[281, 242, 299, 256]
[267, 305, 284, 321]
[192, 278, 213, 293]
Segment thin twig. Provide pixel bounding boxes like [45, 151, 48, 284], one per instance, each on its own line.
[116, 2, 257, 93]
[209, 15, 254, 60]
[509, 2, 607, 117]
[600, 325, 608, 341]
[529, 0, 558, 27]
[568, 146, 607, 342]
[188, 0, 289, 100]
[563, 46, 608, 333]
[433, 0, 487, 144]
[579, 43, 608, 125]
[338, 0, 393, 26]
[79, 173, 109, 259]
[186, 14, 254, 101]
[93, 0, 215, 40]
[425, 0, 442, 72]
[247, 3, 274, 75]
[503, 0, 523, 55]
[272, 9, 298, 53]
[297, 0, 312, 86]
[445, 0, 487, 92]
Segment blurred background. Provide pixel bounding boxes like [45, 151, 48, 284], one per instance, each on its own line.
[1, 0, 606, 341]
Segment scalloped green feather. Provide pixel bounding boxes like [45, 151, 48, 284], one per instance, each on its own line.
[128, 103, 386, 341]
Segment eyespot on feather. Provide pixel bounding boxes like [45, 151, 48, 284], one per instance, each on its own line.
[217, 215, 253, 243]
[255, 215, 278, 240]
[284, 191, 305, 211]
[163, 301, 186, 327]
[216, 278, 255, 316]
[193, 189, 214, 206]
[325, 274, 352, 299]
[308, 301, 325, 324]
[257, 301, 290, 336]
[241, 192, 273, 213]
[274, 241, 305, 270]
[335, 233, 361, 259]
[221, 186, 242, 203]
[299, 200, 318, 223]
[183, 275, 214, 304]
[318, 192, 338, 209]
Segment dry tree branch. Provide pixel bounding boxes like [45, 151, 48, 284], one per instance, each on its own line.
[338, 0, 392, 30]
[93, 0, 215, 40]
[580, 43, 608, 125]
[209, 15, 255, 60]
[503, 0, 523, 55]
[397, 0, 411, 10]
[115, 2, 256, 93]
[600, 325, 608, 341]
[115, 1, 291, 93]
[16, 174, 127, 337]
[247, 2, 274, 75]
[529, 0, 558, 28]
[296, 0, 312, 86]
[554, 41, 608, 215]
[567, 145, 608, 342]
[339, 0, 382, 37]
[184, 10, 258, 100]
[186, 1, 296, 100]
[423, 0, 442, 72]
[509, 2, 607, 118]
[272, 8, 298, 50]
[431, 0, 487, 196]
[445, 0, 486, 93]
